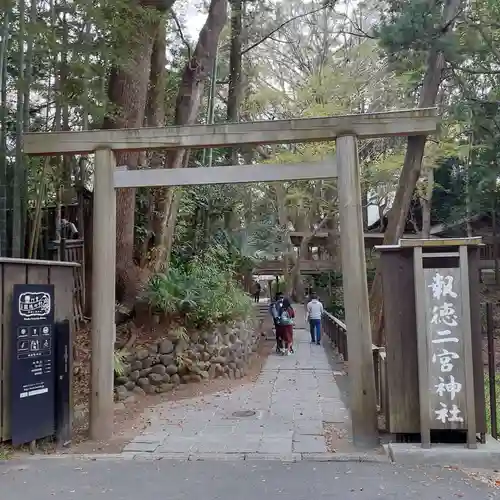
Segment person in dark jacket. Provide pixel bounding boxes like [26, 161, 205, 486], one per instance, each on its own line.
[253, 282, 261, 303]
[269, 292, 284, 353]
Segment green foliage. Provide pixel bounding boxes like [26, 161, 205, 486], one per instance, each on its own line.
[113, 350, 128, 376]
[144, 246, 253, 328]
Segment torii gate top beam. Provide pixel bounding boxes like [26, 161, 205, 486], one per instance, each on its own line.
[22, 108, 438, 156]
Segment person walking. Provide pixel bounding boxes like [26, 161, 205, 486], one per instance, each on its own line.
[269, 292, 284, 353]
[276, 297, 295, 355]
[306, 293, 324, 345]
[253, 282, 261, 303]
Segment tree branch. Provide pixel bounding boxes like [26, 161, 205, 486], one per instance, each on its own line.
[449, 62, 500, 75]
[241, 2, 337, 56]
[171, 10, 192, 59]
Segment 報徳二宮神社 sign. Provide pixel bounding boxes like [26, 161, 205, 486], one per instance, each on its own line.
[424, 268, 467, 429]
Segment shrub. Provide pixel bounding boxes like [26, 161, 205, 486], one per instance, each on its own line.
[144, 246, 253, 328]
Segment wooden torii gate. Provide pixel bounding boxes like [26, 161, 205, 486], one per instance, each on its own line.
[22, 108, 438, 448]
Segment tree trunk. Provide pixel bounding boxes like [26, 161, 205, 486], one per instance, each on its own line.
[289, 216, 330, 301]
[420, 167, 434, 237]
[102, 3, 170, 312]
[140, 20, 167, 267]
[0, 8, 11, 257]
[226, 0, 243, 165]
[274, 182, 291, 286]
[149, 0, 228, 273]
[369, 0, 463, 345]
[13, 0, 25, 258]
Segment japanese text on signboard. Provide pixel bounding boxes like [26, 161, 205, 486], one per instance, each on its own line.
[425, 268, 467, 428]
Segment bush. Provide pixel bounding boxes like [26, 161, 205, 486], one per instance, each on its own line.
[144, 246, 253, 328]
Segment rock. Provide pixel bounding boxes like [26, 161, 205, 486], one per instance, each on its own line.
[142, 358, 153, 369]
[175, 339, 189, 355]
[159, 339, 174, 355]
[156, 383, 174, 393]
[222, 372, 230, 379]
[148, 373, 164, 385]
[137, 377, 151, 389]
[136, 349, 149, 361]
[125, 381, 136, 391]
[212, 356, 226, 365]
[115, 386, 128, 401]
[205, 345, 217, 356]
[202, 352, 211, 362]
[200, 370, 209, 380]
[131, 360, 143, 371]
[151, 364, 166, 375]
[125, 353, 135, 364]
[170, 373, 181, 385]
[143, 384, 156, 394]
[115, 376, 128, 386]
[133, 386, 146, 397]
[190, 374, 202, 383]
[161, 374, 171, 383]
[190, 331, 200, 343]
[139, 368, 152, 378]
[148, 344, 159, 355]
[181, 374, 191, 384]
[234, 369, 241, 379]
[166, 364, 178, 375]
[229, 333, 237, 344]
[189, 363, 202, 374]
[124, 395, 136, 404]
[228, 369, 234, 379]
[114, 402, 126, 411]
[229, 362, 237, 371]
[208, 364, 217, 378]
[188, 350, 201, 361]
[159, 354, 174, 366]
[129, 370, 140, 382]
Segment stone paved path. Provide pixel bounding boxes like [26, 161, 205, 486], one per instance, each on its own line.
[122, 310, 352, 461]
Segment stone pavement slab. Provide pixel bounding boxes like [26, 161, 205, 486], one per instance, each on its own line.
[121, 308, 352, 460]
[1, 458, 494, 499]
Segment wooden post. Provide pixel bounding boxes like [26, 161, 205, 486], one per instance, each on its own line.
[413, 246, 431, 448]
[459, 245, 477, 449]
[89, 148, 116, 440]
[336, 134, 378, 448]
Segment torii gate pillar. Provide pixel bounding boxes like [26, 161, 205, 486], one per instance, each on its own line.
[336, 135, 379, 448]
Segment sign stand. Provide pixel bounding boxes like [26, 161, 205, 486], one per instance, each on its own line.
[55, 320, 72, 447]
[10, 284, 55, 446]
[411, 239, 477, 449]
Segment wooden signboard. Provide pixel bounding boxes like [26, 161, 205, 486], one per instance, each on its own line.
[423, 268, 467, 430]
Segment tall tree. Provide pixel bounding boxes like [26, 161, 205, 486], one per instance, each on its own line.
[148, 0, 228, 275]
[369, 0, 464, 344]
[102, 0, 174, 310]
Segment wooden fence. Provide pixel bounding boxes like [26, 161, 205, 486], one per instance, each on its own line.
[48, 239, 85, 324]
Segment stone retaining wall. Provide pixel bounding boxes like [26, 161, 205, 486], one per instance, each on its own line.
[114, 319, 260, 401]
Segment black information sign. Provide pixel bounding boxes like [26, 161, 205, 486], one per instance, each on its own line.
[11, 284, 55, 445]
